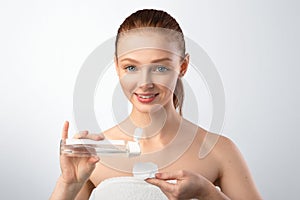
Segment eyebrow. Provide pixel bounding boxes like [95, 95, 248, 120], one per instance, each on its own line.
[119, 57, 173, 64]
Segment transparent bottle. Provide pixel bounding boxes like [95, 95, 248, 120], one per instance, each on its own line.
[60, 139, 141, 157]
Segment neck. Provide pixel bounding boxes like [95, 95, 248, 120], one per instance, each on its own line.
[128, 103, 182, 150]
[130, 102, 180, 126]
[130, 105, 165, 128]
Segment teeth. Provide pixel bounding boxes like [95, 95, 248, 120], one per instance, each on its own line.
[139, 94, 155, 99]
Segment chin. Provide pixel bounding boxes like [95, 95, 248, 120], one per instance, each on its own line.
[133, 104, 160, 113]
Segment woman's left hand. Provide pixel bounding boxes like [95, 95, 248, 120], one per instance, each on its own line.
[145, 170, 217, 200]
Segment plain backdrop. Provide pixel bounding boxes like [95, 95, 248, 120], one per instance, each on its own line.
[0, 0, 299, 199]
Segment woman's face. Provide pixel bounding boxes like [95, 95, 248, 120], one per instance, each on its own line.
[115, 31, 188, 113]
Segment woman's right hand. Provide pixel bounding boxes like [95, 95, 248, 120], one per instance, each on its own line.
[50, 121, 104, 200]
[59, 121, 104, 185]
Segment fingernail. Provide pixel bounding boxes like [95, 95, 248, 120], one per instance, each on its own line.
[97, 134, 104, 140]
[80, 130, 88, 134]
[93, 156, 100, 161]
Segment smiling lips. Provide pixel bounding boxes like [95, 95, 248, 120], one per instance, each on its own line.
[135, 93, 159, 103]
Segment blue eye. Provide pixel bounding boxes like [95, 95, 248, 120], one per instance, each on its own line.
[155, 66, 168, 72]
[125, 65, 136, 72]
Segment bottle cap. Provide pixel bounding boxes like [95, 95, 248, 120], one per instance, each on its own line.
[127, 141, 141, 157]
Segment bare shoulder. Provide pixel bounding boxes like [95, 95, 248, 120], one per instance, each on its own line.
[205, 133, 262, 199]
[213, 134, 240, 156]
[208, 133, 245, 170]
[102, 125, 118, 138]
[193, 126, 239, 160]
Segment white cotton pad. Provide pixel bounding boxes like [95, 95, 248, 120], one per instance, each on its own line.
[133, 162, 158, 180]
[166, 179, 177, 184]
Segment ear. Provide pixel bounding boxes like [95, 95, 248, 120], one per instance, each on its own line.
[179, 53, 189, 77]
[114, 56, 120, 77]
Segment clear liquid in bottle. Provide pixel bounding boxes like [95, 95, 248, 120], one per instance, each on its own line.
[60, 139, 141, 157]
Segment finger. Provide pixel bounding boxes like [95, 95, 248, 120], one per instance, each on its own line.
[146, 178, 175, 193]
[155, 170, 186, 180]
[86, 156, 100, 172]
[61, 121, 69, 139]
[84, 133, 105, 140]
[73, 131, 89, 139]
[88, 156, 100, 165]
[74, 132, 105, 140]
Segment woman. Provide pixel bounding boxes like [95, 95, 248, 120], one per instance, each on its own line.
[50, 9, 262, 200]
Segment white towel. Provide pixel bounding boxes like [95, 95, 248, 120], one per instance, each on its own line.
[89, 176, 168, 200]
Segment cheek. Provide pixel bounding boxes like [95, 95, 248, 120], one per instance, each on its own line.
[119, 74, 137, 98]
[152, 75, 178, 92]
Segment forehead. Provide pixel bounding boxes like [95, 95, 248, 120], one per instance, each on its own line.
[118, 48, 181, 65]
[116, 28, 182, 58]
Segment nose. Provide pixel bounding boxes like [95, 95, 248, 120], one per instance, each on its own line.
[137, 68, 154, 89]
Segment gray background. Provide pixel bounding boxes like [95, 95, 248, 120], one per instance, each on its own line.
[0, 0, 299, 199]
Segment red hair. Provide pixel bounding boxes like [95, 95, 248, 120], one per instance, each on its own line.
[115, 9, 185, 115]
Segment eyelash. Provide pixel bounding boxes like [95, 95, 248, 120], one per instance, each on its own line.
[124, 65, 169, 72]
[155, 66, 169, 72]
[124, 65, 137, 72]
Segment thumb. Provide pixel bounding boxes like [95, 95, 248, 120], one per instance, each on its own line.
[86, 156, 100, 170]
[146, 178, 174, 193]
[155, 170, 186, 180]
[61, 121, 69, 139]
[87, 156, 100, 165]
